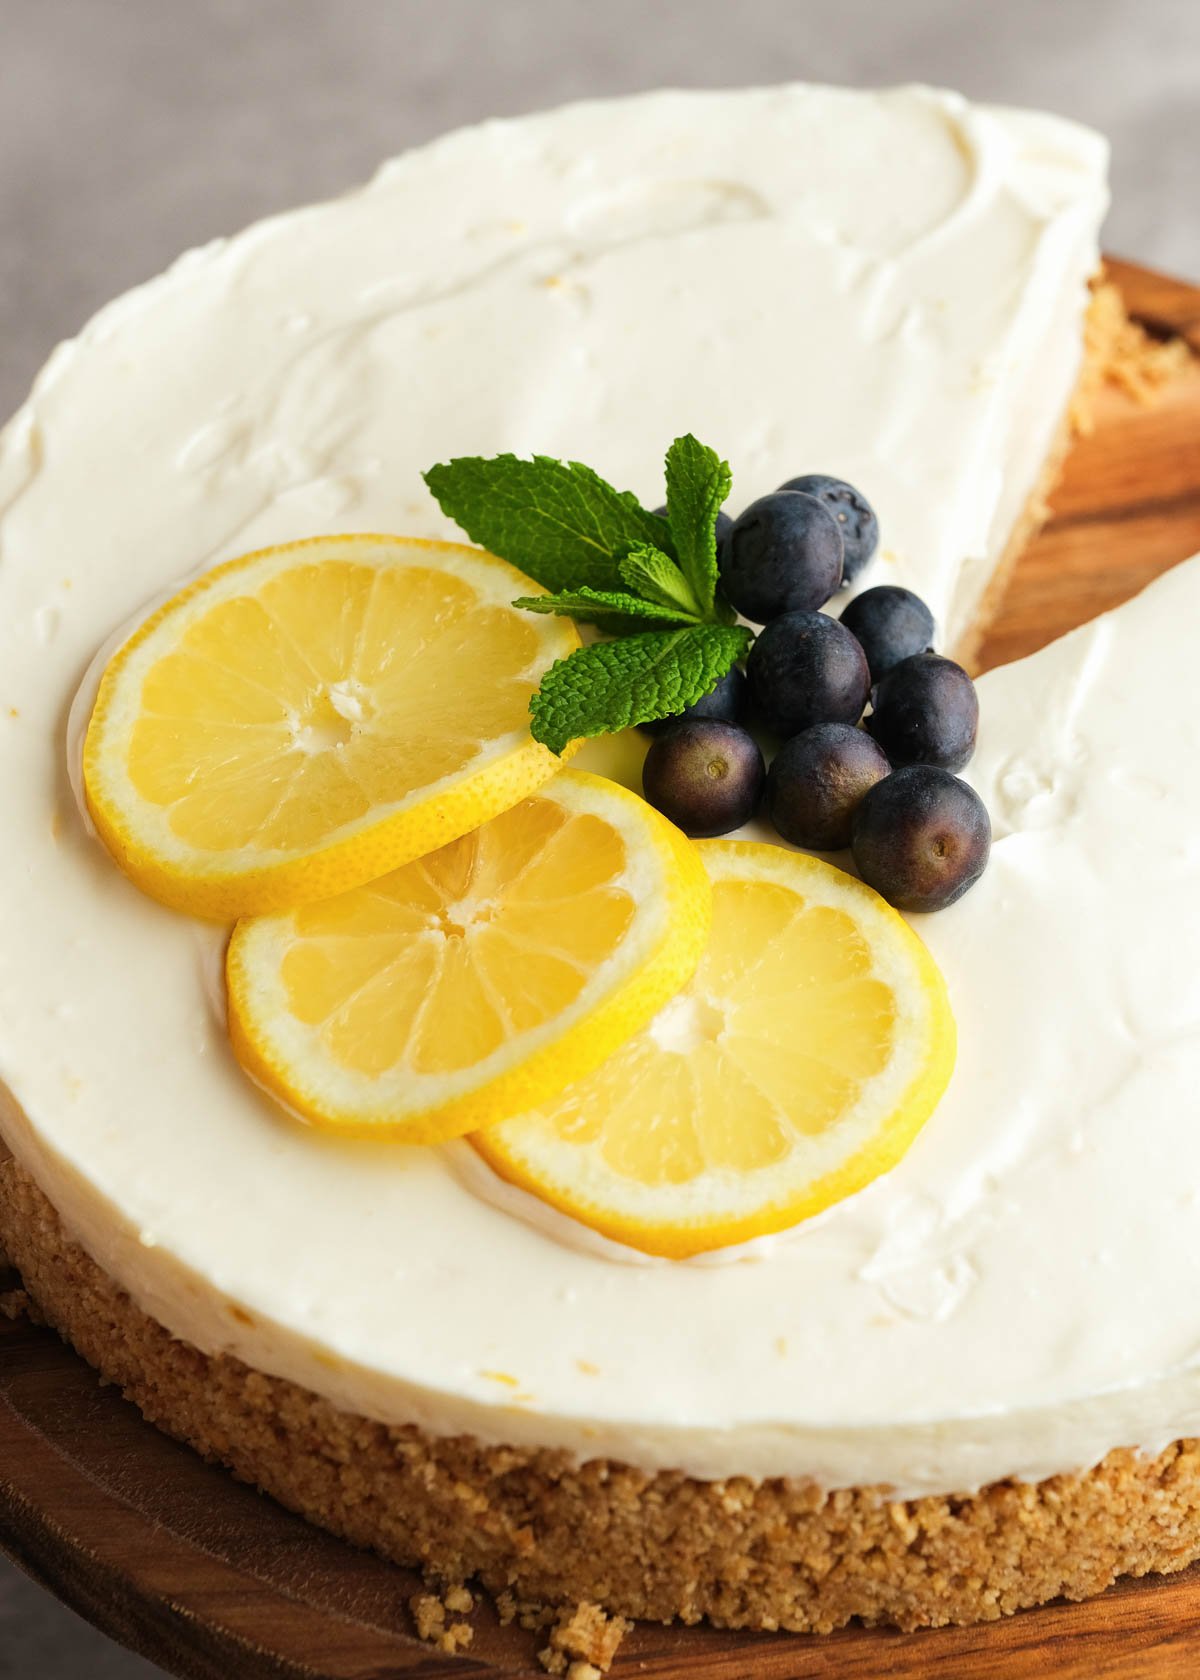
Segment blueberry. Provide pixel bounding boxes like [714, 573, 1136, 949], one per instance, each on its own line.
[653, 506, 734, 547]
[640, 665, 747, 735]
[778, 474, 879, 586]
[642, 719, 765, 838]
[719, 492, 844, 623]
[867, 653, 979, 772]
[745, 611, 871, 738]
[851, 766, 990, 911]
[839, 586, 935, 682]
[766, 723, 891, 851]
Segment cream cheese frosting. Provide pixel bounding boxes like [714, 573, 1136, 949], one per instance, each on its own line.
[0, 83, 1165, 1499]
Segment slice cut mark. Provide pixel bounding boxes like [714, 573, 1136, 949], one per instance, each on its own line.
[474, 841, 956, 1258]
[83, 535, 579, 918]
[226, 771, 712, 1144]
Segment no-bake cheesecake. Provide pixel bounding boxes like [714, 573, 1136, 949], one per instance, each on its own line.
[5, 83, 1197, 1647]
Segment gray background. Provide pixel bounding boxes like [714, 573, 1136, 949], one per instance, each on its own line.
[1, 0, 1197, 1673]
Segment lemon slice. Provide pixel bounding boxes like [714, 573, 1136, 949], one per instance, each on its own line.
[226, 771, 711, 1143]
[83, 535, 578, 919]
[475, 840, 955, 1257]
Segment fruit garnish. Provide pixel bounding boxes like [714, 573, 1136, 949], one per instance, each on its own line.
[778, 473, 880, 587]
[851, 765, 991, 913]
[720, 490, 845, 622]
[746, 609, 871, 737]
[766, 723, 890, 851]
[82, 535, 577, 919]
[423, 430, 988, 910]
[474, 841, 955, 1258]
[642, 719, 765, 838]
[226, 771, 711, 1143]
[839, 585, 935, 681]
[866, 652, 979, 772]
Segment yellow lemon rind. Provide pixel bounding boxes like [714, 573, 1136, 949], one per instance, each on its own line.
[473, 839, 957, 1259]
[82, 534, 579, 921]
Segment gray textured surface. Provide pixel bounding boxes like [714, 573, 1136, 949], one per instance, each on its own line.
[1, 0, 1198, 1673]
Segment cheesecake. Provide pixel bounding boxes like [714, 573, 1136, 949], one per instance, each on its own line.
[8, 84, 1196, 1643]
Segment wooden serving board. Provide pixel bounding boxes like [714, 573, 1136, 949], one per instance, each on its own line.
[3, 260, 1200, 1680]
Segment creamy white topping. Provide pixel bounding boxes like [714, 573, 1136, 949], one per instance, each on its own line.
[0, 84, 1146, 1497]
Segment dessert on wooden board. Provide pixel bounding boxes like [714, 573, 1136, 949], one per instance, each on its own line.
[1, 82, 1197, 1656]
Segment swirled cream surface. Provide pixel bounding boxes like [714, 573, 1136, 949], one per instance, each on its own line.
[5, 84, 1180, 1498]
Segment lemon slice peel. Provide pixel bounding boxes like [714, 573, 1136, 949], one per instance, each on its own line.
[226, 770, 712, 1145]
[474, 838, 956, 1259]
[83, 533, 579, 920]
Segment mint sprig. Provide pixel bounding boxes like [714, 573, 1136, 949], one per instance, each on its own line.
[423, 434, 742, 752]
[530, 625, 753, 756]
[423, 454, 669, 593]
[511, 585, 702, 631]
[617, 545, 704, 619]
[663, 433, 731, 617]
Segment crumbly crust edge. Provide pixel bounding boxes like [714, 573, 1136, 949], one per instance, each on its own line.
[4, 1156, 1200, 1637]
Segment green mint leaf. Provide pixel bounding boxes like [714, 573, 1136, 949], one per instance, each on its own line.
[617, 544, 704, 618]
[663, 434, 732, 617]
[529, 623, 752, 755]
[424, 454, 670, 593]
[512, 587, 700, 630]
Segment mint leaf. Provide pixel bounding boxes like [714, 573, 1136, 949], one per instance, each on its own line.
[618, 544, 703, 618]
[424, 455, 669, 593]
[513, 586, 700, 629]
[663, 434, 732, 616]
[529, 624, 752, 755]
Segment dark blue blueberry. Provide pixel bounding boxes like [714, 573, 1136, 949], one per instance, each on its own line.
[719, 492, 844, 623]
[641, 719, 765, 838]
[867, 653, 978, 772]
[778, 474, 879, 586]
[840, 586, 935, 682]
[745, 611, 870, 738]
[640, 665, 747, 735]
[851, 765, 990, 911]
[766, 723, 890, 851]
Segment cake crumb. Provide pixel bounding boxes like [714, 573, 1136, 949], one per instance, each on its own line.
[496, 1588, 555, 1631]
[540, 1600, 630, 1673]
[442, 1622, 473, 1653]
[0, 1280, 31, 1321]
[410, 1588, 474, 1654]
[411, 1592, 445, 1643]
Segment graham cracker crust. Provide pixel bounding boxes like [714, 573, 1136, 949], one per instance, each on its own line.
[5, 1155, 1200, 1642]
